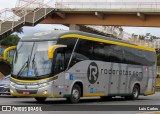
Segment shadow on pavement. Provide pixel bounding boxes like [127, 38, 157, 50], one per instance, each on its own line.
[0, 95, 31, 98]
[16, 97, 150, 105]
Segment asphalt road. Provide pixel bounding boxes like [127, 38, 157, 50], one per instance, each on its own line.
[0, 92, 160, 114]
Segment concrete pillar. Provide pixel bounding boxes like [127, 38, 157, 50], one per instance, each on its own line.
[69, 24, 80, 30]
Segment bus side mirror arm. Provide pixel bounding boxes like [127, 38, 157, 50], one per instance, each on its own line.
[48, 45, 67, 59]
[3, 46, 16, 61]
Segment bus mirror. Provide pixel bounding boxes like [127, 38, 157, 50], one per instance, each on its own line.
[3, 46, 16, 61]
[48, 45, 67, 59]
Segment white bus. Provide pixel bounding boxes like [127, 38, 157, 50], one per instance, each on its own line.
[9, 30, 156, 103]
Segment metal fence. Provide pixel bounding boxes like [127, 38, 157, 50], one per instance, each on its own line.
[55, 1, 160, 10]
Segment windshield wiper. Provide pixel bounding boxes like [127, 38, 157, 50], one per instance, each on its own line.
[17, 56, 29, 78]
[32, 53, 38, 78]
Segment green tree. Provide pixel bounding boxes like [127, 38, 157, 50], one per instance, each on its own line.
[146, 33, 150, 36]
[0, 34, 20, 46]
[138, 35, 145, 40]
[131, 33, 138, 40]
[0, 27, 23, 46]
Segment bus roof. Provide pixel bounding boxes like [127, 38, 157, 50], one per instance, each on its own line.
[20, 30, 155, 52]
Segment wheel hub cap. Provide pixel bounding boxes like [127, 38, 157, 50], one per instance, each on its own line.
[72, 89, 79, 99]
[133, 88, 138, 98]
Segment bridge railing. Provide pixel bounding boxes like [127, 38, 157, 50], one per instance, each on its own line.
[15, 0, 45, 9]
[35, 1, 55, 22]
[55, 2, 160, 10]
[57, 2, 160, 9]
[0, 0, 55, 36]
[0, 0, 42, 21]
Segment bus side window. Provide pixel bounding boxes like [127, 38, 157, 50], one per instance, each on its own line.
[57, 38, 77, 70]
[69, 39, 93, 67]
[144, 51, 156, 66]
[123, 47, 135, 65]
[93, 43, 106, 61]
[76, 40, 93, 60]
[70, 52, 89, 67]
[136, 50, 145, 65]
[107, 45, 123, 63]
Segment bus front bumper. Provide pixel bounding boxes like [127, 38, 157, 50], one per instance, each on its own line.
[10, 82, 53, 97]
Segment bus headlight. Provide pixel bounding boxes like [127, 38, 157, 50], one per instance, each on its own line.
[10, 82, 15, 86]
[10, 90, 14, 94]
[43, 90, 48, 94]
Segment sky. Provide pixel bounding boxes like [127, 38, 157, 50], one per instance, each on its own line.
[1, 0, 160, 37]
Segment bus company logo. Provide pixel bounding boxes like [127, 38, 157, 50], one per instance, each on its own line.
[87, 62, 99, 84]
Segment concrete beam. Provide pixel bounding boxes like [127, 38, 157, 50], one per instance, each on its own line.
[56, 12, 66, 19]
[95, 12, 104, 19]
[41, 13, 160, 27]
[137, 12, 145, 20]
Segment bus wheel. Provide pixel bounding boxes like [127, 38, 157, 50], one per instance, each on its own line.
[34, 97, 46, 102]
[67, 84, 81, 103]
[126, 85, 140, 100]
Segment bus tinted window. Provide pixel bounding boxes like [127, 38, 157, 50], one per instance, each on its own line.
[75, 39, 94, 60]
[93, 42, 106, 62]
[57, 38, 77, 69]
[69, 39, 93, 67]
[145, 51, 156, 66]
[123, 47, 135, 64]
[108, 45, 123, 63]
[67, 39, 155, 67]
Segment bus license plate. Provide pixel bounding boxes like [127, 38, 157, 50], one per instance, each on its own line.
[23, 91, 30, 95]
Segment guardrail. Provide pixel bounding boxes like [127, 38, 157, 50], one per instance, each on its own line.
[0, 0, 55, 37]
[55, 2, 160, 10]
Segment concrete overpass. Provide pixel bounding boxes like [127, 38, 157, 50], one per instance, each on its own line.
[42, 2, 160, 27]
[0, 0, 160, 45]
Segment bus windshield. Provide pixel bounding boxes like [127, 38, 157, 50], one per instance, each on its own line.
[12, 40, 57, 78]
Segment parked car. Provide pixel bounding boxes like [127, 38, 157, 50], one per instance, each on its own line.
[0, 75, 10, 95]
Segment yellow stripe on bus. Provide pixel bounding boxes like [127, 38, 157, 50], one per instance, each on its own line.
[10, 93, 51, 97]
[146, 91, 155, 95]
[11, 75, 58, 83]
[83, 93, 105, 97]
[11, 92, 60, 98]
[60, 34, 155, 52]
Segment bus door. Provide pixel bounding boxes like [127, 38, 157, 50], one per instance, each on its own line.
[52, 47, 66, 86]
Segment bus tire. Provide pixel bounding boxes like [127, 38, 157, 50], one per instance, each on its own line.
[34, 97, 46, 102]
[66, 84, 81, 103]
[126, 84, 140, 100]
